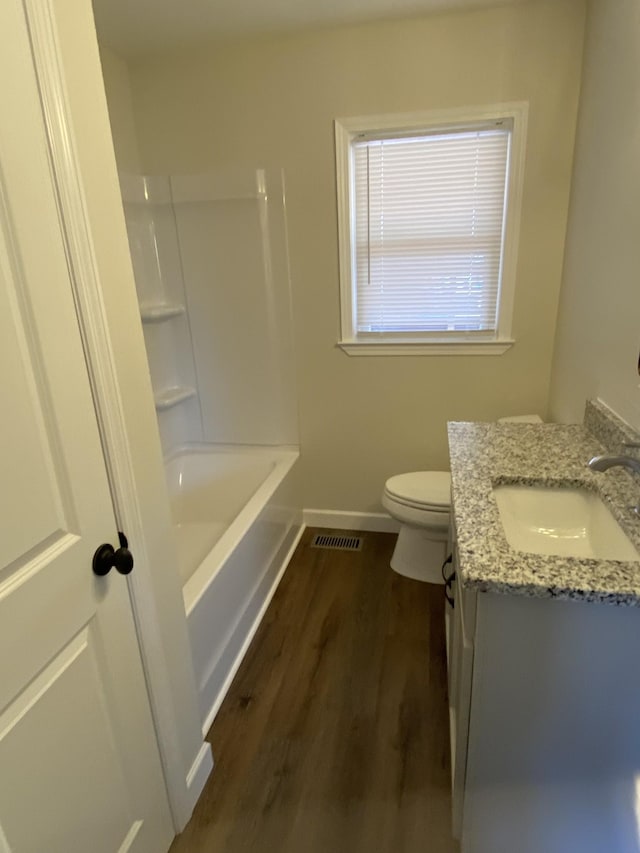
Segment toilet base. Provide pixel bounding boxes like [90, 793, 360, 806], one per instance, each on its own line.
[390, 525, 447, 583]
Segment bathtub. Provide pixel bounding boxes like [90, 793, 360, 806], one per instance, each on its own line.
[165, 445, 302, 732]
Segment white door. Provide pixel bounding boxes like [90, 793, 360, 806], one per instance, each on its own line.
[0, 1, 175, 852]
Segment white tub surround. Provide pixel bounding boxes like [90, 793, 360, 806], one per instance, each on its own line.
[119, 169, 299, 456]
[171, 170, 298, 448]
[166, 445, 302, 732]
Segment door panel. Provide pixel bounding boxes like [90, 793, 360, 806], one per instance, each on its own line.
[0, 1, 174, 851]
[0, 241, 71, 571]
[0, 628, 137, 853]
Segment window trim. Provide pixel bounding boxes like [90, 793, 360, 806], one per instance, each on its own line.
[334, 103, 528, 356]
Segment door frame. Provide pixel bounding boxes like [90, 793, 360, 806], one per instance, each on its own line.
[19, 0, 212, 832]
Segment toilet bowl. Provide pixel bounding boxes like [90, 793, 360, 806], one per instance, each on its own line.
[383, 414, 543, 582]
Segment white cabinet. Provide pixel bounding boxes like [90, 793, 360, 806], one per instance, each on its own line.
[448, 535, 640, 852]
[448, 562, 476, 840]
[446, 536, 477, 842]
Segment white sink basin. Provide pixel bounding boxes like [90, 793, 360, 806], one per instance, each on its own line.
[493, 484, 639, 560]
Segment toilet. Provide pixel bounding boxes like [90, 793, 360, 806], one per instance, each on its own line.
[382, 471, 451, 582]
[382, 414, 543, 583]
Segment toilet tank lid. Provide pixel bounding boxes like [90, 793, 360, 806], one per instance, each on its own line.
[498, 414, 543, 424]
[385, 471, 451, 508]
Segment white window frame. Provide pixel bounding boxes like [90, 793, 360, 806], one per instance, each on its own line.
[334, 103, 528, 356]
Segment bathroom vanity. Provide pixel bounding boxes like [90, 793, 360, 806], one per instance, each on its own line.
[446, 401, 640, 853]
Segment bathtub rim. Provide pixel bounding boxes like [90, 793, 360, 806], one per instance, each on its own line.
[164, 441, 300, 471]
[166, 443, 299, 614]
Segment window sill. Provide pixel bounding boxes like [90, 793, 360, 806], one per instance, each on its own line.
[337, 339, 515, 357]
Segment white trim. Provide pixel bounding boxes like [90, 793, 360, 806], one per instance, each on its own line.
[199, 522, 305, 737]
[497, 104, 527, 342]
[334, 102, 528, 352]
[338, 340, 514, 357]
[303, 509, 401, 534]
[336, 104, 527, 136]
[335, 117, 355, 345]
[21, 0, 198, 832]
[117, 821, 143, 853]
[185, 742, 214, 801]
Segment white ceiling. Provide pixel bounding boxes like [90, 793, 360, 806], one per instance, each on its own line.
[92, 0, 531, 58]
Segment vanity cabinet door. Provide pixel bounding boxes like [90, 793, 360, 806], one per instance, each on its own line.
[445, 520, 457, 691]
[449, 552, 476, 840]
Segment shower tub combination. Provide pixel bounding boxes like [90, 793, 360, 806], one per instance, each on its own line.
[165, 444, 301, 731]
[121, 169, 302, 729]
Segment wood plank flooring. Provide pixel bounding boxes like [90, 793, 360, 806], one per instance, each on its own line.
[170, 528, 459, 853]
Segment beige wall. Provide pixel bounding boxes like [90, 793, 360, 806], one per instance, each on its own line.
[549, 0, 640, 431]
[127, 1, 585, 511]
[98, 45, 141, 172]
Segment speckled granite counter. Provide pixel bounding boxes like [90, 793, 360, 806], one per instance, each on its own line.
[448, 402, 640, 606]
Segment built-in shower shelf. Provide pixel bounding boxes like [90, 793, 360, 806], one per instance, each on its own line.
[154, 385, 197, 411]
[140, 302, 185, 323]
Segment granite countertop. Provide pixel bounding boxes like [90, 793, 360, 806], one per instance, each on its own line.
[448, 418, 640, 606]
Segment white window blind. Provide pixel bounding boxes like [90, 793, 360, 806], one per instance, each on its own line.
[352, 127, 511, 336]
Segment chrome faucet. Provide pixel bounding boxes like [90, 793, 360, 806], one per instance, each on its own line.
[588, 455, 640, 475]
[589, 452, 640, 517]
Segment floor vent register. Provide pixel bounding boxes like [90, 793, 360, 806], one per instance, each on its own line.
[311, 533, 363, 551]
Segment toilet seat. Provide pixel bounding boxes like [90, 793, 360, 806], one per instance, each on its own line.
[384, 471, 451, 511]
[383, 471, 451, 533]
[382, 493, 449, 530]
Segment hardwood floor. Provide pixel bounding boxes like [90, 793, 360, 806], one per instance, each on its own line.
[170, 528, 459, 853]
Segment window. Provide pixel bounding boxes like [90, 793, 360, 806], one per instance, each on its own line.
[334, 104, 527, 355]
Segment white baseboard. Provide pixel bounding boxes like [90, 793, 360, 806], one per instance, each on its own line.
[303, 509, 400, 534]
[183, 742, 214, 823]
